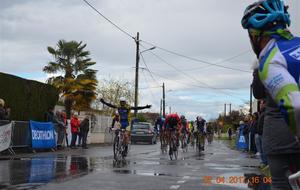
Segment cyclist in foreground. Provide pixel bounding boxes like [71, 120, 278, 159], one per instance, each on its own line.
[179, 115, 190, 150]
[100, 97, 151, 155]
[195, 116, 206, 151]
[164, 113, 181, 158]
[242, 0, 300, 188]
[156, 116, 166, 150]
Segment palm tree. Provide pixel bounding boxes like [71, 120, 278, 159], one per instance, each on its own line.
[43, 40, 98, 119]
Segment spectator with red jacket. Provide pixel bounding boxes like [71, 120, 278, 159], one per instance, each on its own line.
[70, 114, 80, 149]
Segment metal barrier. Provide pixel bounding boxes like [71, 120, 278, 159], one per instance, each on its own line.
[11, 121, 31, 148]
[0, 120, 66, 150]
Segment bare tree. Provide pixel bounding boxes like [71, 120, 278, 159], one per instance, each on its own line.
[96, 78, 135, 113]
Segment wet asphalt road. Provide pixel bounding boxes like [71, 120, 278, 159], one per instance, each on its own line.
[0, 139, 270, 190]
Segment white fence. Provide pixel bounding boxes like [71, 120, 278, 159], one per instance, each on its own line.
[91, 115, 112, 133]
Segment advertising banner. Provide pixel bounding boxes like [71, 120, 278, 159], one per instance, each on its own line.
[30, 121, 56, 149]
[0, 122, 12, 152]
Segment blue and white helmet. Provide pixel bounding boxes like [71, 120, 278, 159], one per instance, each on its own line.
[242, 0, 290, 30]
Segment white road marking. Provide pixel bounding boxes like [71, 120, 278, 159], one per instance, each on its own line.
[183, 176, 190, 179]
[170, 185, 180, 189]
[177, 180, 185, 184]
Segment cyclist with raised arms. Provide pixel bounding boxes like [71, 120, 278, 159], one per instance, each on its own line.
[242, 0, 300, 188]
[100, 97, 151, 154]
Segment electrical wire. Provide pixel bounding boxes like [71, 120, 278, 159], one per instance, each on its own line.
[140, 69, 157, 100]
[145, 50, 248, 102]
[140, 40, 252, 73]
[140, 53, 161, 86]
[83, 0, 135, 40]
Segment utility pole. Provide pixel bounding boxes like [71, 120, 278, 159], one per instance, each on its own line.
[134, 32, 140, 118]
[162, 83, 166, 118]
[250, 84, 253, 114]
[224, 104, 227, 116]
[160, 99, 162, 117]
[169, 106, 171, 114]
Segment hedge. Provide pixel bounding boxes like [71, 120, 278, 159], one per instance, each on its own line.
[0, 72, 59, 121]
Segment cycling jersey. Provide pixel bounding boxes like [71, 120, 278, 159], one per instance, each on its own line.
[196, 118, 206, 133]
[259, 37, 300, 135]
[118, 107, 131, 129]
[100, 99, 151, 130]
[180, 119, 189, 133]
[164, 114, 180, 129]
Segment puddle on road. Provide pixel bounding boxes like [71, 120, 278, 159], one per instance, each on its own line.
[204, 163, 259, 170]
[0, 155, 102, 189]
[113, 169, 180, 178]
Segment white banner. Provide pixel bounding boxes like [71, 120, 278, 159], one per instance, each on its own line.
[0, 122, 12, 152]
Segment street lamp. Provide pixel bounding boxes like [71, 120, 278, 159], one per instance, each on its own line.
[140, 46, 156, 54]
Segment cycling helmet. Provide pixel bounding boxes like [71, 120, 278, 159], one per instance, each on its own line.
[119, 97, 126, 102]
[180, 115, 186, 120]
[242, 0, 290, 30]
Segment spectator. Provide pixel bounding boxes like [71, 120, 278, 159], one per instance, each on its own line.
[44, 107, 56, 122]
[55, 111, 66, 148]
[0, 99, 9, 120]
[80, 116, 90, 149]
[249, 113, 258, 153]
[61, 111, 69, 147]
[237, 121, 248, 151]
[228, 127, 232, 140]
[70, 114, 80, 149]
[242, 0, 300, 188]
[243, 117, 250, 150]
[256, 100, 268, 168]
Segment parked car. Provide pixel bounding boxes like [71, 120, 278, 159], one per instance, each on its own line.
[131, 122, 157, 144]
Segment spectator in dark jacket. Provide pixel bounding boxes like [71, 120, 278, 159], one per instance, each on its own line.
[250, 113, 258, 153]
[255, 100, 268, 167]
[80, 117, 90, 149]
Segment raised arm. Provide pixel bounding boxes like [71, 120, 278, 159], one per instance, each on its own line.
[131, 104, 151, 111]
[100, 98, 118, 109]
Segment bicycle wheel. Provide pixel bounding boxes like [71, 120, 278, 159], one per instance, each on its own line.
[173, 134, 178, 160]
[169, 141, 174, 160]
[113, 136, 119, 160]
[114, 140, 122, 163]
[197, 134, 202, 156]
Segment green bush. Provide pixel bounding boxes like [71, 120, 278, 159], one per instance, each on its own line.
[0, 72, 59, 121]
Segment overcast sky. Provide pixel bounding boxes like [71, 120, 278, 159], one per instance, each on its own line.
[0, 0, 299, 120]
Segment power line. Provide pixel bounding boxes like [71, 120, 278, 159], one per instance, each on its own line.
[182, 50, 251, 72]
[83, 0, 135, 40]
[140, 53, 161, 86]
[145, 49, 248, 102]
[140, 40, 252, 73]
[82, 0, 251, 74]
[140, 69, 157, 100]
[143, 67, 248, 91]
